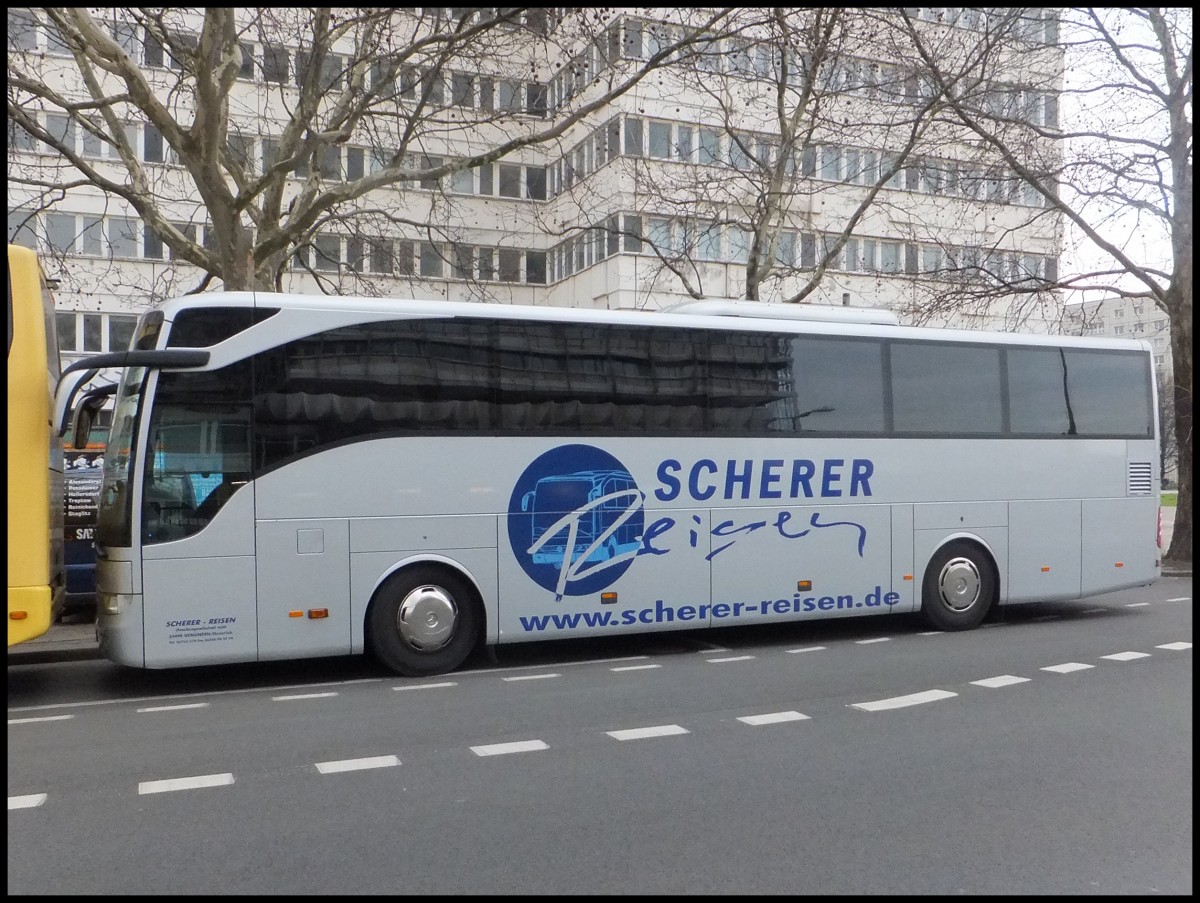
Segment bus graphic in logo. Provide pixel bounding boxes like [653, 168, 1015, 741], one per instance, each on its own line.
[507, 445, 645, 600]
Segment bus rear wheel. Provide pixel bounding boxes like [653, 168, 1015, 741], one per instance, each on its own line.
[368, 565, 482, 676]
[920, 541, 996, 631]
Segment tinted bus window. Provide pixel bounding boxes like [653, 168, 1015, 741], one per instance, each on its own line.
[891, 342, 1003, 434]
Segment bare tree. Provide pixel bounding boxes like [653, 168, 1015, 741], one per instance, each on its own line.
[906, 7, 1192, 564]
[8, 7, 735, 296]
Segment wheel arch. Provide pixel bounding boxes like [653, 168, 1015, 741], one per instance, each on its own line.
[917, 532, 1004, 613]
[364, 553, 494, 646]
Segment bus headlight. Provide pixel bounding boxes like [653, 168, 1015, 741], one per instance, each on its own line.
[99, 592, 132, 616]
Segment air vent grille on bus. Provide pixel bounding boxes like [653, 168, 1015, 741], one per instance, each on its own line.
[1127, 462, 1153, 495]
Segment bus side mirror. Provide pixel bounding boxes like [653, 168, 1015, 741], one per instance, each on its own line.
[54, 368, 99, 438]
[66, 388, 111, 450]
[522, 491, 534, 512]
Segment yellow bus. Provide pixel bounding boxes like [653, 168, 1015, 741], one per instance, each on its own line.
[8, 244, 66, 645]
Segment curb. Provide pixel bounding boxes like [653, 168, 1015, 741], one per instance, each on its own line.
[7, 645, 103, 666]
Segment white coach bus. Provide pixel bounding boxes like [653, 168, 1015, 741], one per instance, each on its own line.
[55, 293, 1161, 676]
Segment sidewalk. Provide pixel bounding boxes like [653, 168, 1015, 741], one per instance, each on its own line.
[8, 616, 101, 665]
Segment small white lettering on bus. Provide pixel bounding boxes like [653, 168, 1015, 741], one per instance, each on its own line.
[653, 457, 874, 502]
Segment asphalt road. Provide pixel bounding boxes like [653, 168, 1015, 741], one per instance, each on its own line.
[7, 576, 1193, 894]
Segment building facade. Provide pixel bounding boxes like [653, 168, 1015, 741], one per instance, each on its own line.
[8, 6, 1067, 394]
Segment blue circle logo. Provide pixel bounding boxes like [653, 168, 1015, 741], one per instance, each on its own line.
[507, 445, 644, 599]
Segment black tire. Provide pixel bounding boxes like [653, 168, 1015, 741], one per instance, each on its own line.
[367, 565, 482, 676]
[920, 540, 997, 631]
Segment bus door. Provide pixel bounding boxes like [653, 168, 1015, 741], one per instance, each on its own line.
[139, 411, 260, 666]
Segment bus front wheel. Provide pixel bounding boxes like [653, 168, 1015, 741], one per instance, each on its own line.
[367, 565, 482, 676]
[920, 541, 997, 631]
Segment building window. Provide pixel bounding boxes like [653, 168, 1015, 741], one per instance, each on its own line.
[109, 217, 139, 258]
[452, 243, 473, 280]
[498, 248, 521, 282]
[451, 72, 474, 108]
[263, 44, 289, 83]
[526, 166, 546, 200]
[420, 242, 443, 277]
[498, 164, 521, 198]
[498, 79, 522, 112]
[624, 117, 643, 157]
[648, 121, 671, 159]
[450, 166, 474, 194]
[526, 249, 546, 284]
[622, 215, 642, 253]
[370, 238, 394, 275]
[879, 241, 901, 273]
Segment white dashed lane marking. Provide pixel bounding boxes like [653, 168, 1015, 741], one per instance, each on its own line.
[471, 740, 549, 757]
[8, 714, 74, 725]
[1165, 597, 1190, 602]
[1125, 602, 1151, 608]
[787, 646, 826, 654]
[1156, 642, 1191, 651]
[611, 664, 661, 672]
[502, 673, 560, 682]
[737, 711, 810, 726]
[271, 692, 338, 701]
[970, 675, 1030, 688]
[607, 724, 688, 741]
[393, 682, 457, 691]
[1041, 662, 1094, 674]
[138, 773, 234, 795]
[315, 755, 400, 774]
[137, 703, 210, 713]
[706, 655, 755, 663]
[8, 794, 47, 810]
[855, 637, 890, 645]
[851, 689, 957, 712]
